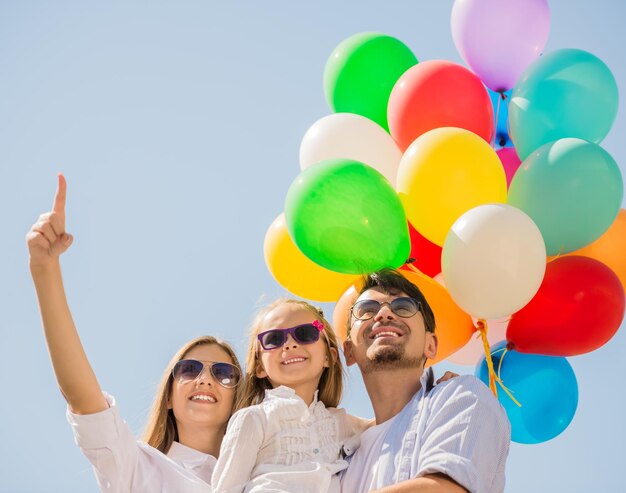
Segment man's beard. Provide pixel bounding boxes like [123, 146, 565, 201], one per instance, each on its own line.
[361, 344, 424, 374]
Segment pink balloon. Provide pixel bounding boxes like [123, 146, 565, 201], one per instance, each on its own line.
[496, 147, 522, 188]
[447, 318, 509, 366]
[451, 0, 550, 92]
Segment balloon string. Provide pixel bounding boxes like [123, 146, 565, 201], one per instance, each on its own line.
[492, 92, 503, 148]
[405, 261, 424, 276]
[547, 247, 565, 263]
[503, 92, 511, 144]
[494, 348, 522, 407]
[476, 320, 498, 397]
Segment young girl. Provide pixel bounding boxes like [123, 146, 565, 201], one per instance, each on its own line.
[27, 175, 242, 492]
[211, 298, 371, 493]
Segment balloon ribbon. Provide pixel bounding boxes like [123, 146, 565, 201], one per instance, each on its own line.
[476, 319, 498, 397]
[477, 319, 522, 407]
[495, 347, 522, 407]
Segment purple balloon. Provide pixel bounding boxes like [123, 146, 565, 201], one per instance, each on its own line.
[451, 0, 550, 92]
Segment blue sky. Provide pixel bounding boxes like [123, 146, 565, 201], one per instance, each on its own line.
[1, 1, 624, 491]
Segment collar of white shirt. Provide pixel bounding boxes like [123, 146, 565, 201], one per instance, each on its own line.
[265, 385, 320, 407]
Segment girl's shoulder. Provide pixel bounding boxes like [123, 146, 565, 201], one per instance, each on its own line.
[229, 402, 267, 424]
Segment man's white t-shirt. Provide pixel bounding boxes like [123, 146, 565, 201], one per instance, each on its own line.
[340, 416, 395, 492]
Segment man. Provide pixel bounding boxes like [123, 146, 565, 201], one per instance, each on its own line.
[341, 269, 510, 493]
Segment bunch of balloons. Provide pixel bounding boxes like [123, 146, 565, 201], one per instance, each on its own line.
[263, 0, 624, 445]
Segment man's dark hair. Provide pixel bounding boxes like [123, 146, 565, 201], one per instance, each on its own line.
[354, 268, 436, 334]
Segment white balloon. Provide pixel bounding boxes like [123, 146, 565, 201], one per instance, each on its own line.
[442, 204, 546, 319]
[299, 113, 402, 185]
[432, 274, 509, 366]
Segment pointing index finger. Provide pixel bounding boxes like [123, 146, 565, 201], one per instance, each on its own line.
[52, 173, 67, 214]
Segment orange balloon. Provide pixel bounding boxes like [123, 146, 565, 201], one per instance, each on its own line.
[332, 269, 474, 365]
[332, 285, 360, 343]
[569, 209, 626, 292]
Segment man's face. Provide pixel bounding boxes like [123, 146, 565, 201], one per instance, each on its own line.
[343, 287, 437, 373]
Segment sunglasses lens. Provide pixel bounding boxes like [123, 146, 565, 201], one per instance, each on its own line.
[391, 298, 419, 317]
[211, 363, 240, 388]
[261, 330, 287, 349]
[173, 359, 203, 381]
[294, 324, 321, 344]
[353, 300, 380, 320]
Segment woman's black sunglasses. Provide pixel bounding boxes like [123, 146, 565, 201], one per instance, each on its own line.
[172, 360, 241, 388]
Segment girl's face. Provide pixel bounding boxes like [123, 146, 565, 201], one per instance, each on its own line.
[256, 304, 335, 391]
[169, 343, 237, 431]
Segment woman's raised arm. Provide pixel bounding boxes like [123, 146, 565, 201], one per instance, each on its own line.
[27, 174, 107, 414]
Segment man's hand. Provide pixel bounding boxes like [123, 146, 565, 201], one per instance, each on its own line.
[436, 371, 460, 385]
[26, 174, 73, 269]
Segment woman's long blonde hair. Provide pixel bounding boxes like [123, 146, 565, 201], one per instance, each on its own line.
[235, 299, 344, 412]
[143, 336, 243, 454]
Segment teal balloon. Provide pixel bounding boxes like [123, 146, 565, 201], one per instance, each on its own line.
[476, 342, 578, 444]
[508, 138, 622, 256]
[510, 49, 619, 160]
[323, 33, 418, 132]
[285, 159, 410, 274]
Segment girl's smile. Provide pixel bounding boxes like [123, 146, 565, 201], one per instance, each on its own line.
[256, 303, 335, 406]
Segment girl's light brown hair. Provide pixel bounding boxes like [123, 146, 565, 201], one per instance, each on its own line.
[142, 336, 243, 454]
[235, 299, 344, 412]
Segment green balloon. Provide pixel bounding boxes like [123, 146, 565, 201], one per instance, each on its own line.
[510, 49, 619, 160]
[285, 159, 410, 274]
[508, 139, 623, 256]
[323, 33, 418, 132]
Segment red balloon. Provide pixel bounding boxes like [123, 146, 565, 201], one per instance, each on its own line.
[507, 256, 625, 356]
[400, 222, 442, 277]
[387, 60, 494, 151]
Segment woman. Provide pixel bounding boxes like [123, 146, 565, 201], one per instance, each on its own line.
[27, 174, 241, 492]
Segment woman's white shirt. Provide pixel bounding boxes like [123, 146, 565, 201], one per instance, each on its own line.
[66, 393, 215, 493]
[211, 386, 369, 493]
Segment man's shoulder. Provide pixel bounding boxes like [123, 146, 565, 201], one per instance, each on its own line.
[421, 375, 511, 441]
[427, 374, 504, 412]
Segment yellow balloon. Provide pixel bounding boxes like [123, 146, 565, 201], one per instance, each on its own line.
[264, 213, 359, 302]
[397, 127, 507, 246]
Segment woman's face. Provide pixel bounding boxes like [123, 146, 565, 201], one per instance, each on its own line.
[169, 343, 238, 431]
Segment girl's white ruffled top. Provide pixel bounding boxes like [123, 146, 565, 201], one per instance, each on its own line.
[212, 386, 370, 493]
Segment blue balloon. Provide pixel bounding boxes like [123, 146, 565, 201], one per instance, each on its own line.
[488, 88, 513, 149]
[508, 138, 623, 256]
[509, 48, 618, 160]
[476, 341, 578, 444]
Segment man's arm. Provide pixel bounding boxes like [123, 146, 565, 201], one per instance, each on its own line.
[407, 377, 510, 493]
[372, 473, 468, 492]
